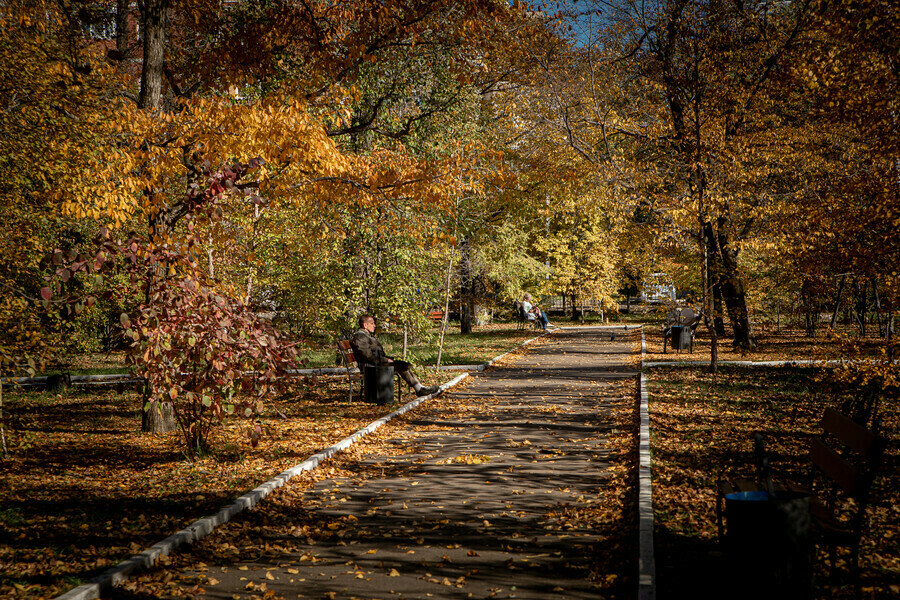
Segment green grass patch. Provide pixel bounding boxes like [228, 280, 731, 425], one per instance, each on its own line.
[298, 322, 536, 368]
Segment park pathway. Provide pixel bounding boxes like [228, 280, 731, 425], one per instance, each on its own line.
[157, 327, 641, 600]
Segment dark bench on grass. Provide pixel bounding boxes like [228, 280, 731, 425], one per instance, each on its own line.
[716, 406, 885, 591]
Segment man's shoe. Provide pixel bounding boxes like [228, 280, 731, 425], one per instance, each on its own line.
[416, 386, 439, 397]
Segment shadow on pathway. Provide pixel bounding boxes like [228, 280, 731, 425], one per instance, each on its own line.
[114, 327, 641, 600]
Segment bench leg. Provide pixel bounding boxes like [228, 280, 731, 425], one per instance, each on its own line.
[346, 371, 353, 403]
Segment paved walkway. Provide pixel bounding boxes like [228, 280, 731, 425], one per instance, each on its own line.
[168, 327, 640, 600]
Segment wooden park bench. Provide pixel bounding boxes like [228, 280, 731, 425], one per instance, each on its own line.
[513, 301, 539, 331]
[336, 339, 404, 404]
[426, 309, 445, 325]
[662, 307, 701, 353]
[716, 407, 885, 588]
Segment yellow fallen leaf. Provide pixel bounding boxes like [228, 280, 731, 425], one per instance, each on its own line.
[206, 577, 219, 586]
[238, 566, 249, 571]
[388, 569, 400, 577]
[265, 571, 275, 580]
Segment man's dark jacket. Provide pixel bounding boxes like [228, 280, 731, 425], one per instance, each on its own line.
[350, 328, 389, 366]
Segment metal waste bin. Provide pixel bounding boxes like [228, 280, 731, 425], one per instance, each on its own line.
[669, 325, 691, 350]
[364, 365, 394, 405]
[724, 490, 812, 600]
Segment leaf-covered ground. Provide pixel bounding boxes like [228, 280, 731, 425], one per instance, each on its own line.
[0, 374, 459, 600]
[102, 331, 641, 600]
[649, 366, 899, 599]
[0, 325, 539, 599]
[643, 323, 888, 363]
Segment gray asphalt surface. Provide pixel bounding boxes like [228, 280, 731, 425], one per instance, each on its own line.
[181, 327, 640, 600]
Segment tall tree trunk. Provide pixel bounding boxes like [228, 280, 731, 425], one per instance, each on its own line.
[855, 279, 867, 336]
[801, 279, 817, 337]
[139, 0, 168, 110]
[142, 209, 178, 434]
[142, 398, 176, 433]
[0, 379, 8, 460]
[713, 223, 756, 350]
[570, 291, 580, 321]
[458, 239, 473, 334]
[116, 0, 130, 58]
[872, 278, 885, 337]
[707, 233, 727, 335]
[830, 274, 847, 328]
[702, 221, 718, 372]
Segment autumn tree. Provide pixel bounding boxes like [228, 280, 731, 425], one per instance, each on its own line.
[766, 0, 899, 360]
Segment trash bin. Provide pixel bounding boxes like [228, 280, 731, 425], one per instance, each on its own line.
[724, 490, 812, 600]
[364, 365, 394, 405]
[669, 325, 691, 350]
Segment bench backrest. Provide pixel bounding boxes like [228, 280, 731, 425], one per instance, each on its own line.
[515, 302, 529, 321]
[811, 407, 883, 500]
[337, 340, 357, 368]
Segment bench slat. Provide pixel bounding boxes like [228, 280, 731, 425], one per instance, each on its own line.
[810, 438, 863, 497]
[821, 407, 877, 456]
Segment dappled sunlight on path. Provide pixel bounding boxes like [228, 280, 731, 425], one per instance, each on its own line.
[116, 328, 641, 600]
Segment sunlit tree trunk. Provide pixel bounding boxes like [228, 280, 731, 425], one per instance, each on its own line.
[704, 224, 728, 335]
[715, 225, 756, 350]
[142, 398, 177, 433]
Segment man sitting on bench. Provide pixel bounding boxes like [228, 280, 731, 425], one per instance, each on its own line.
[351, 315, 439, 397]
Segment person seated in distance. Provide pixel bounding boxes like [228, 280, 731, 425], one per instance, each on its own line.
[350, 315, 439, 397]
[521, 293, 551, 330]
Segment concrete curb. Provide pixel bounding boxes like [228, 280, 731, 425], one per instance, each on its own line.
[53, 332, 550, 600]
[638, 327, 656, 600]
[642, 359, 838, 368]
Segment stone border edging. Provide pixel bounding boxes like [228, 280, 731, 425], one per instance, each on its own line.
[54, 331, 550, 600]
[642, 359, 836, 368]
[638, 327, 656, 600]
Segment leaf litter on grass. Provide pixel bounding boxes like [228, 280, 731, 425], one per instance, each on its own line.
[0, 373, 454, 600]
[649, 365, 899, 599]
[109, 355, 643, 600]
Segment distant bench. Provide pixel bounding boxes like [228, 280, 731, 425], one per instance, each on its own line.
[426, 309, 445, 325]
